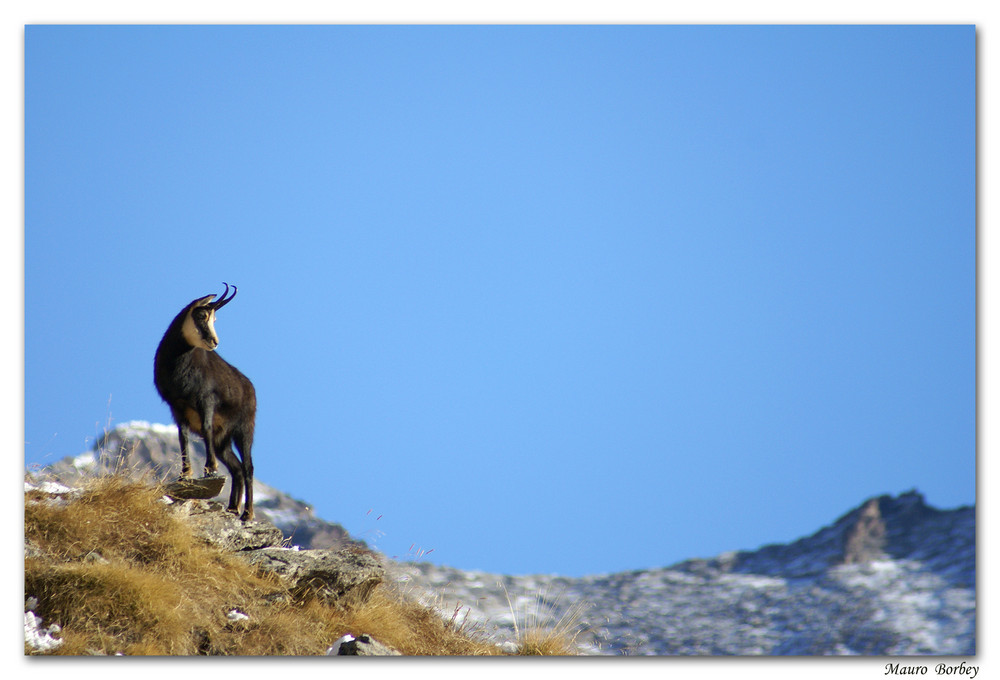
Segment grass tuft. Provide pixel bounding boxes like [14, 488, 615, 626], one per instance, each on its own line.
[501, 583, 588, 655]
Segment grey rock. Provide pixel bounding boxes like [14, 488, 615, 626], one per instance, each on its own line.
[83, 551, 109, 564]
[25, 538, 44, 560]
[497, 641, 519, 654]
[242, 547, 384, 606]
[176, 500, 286, 552]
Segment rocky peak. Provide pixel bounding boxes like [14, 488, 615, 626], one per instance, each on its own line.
[672, 490, 973, 582]
[842, 498, 887, 565]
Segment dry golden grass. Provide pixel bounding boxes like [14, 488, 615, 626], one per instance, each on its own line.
[513, 614, 586, 656]
[500, 583, 588, 656]
[25, 474, 578, 656]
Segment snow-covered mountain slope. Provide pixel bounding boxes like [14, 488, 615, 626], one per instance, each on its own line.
[29, 421, 975, 655]
[394, 491, 974, 655]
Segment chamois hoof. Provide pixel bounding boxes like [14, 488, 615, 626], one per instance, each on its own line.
[202, 470, 220, 478]
[240, 510, 254, 523]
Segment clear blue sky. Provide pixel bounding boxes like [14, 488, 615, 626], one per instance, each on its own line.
[24, 25, 974, 577]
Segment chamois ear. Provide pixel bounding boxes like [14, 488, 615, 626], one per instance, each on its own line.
[192, 294, 217, 308]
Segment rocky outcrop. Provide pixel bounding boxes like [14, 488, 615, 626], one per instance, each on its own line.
[243, 547, 384, 606]
[162, 497, 385, 607]
[177, 500, 285, 552]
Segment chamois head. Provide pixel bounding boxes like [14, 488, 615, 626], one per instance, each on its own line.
[181, 282, 238, 351]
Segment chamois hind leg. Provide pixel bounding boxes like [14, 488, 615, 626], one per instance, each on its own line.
[234, 431, 254, 522]
[219, 444, 244, 516]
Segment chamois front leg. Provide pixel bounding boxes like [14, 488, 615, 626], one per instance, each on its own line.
[177, 423, 193, 480]
[201, 403, 220, 478]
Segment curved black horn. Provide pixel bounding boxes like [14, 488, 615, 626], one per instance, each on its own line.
[212, 282, 237, 310]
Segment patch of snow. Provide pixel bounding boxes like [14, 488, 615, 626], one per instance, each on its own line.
[24, 480, 73, 495]
[124, 420, 173, 433]
[25, 611, 63, 653]
[226, 609, 249, 623]
[718, 572, 787, 589]
[252, 484, 274, 502]
[114, 421, 175, 438]
[257, 507, 301, 530]
[73, 452, 96, 471]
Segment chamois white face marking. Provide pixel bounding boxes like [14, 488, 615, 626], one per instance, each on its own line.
[181, 295, 220, 350]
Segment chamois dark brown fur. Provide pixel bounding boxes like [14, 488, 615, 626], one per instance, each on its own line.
[154, 283, 257, 521]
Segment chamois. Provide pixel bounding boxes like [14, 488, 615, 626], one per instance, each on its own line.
[154, 283, 256, 521]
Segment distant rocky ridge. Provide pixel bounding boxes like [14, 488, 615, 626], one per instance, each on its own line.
[396, 491, 975, 655]
[28, 422, 976, 656]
